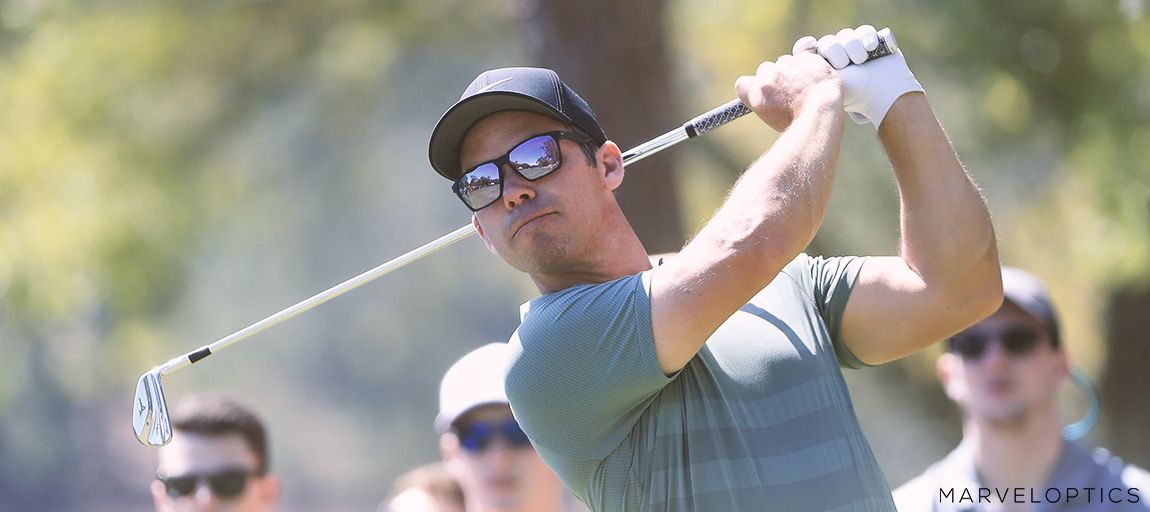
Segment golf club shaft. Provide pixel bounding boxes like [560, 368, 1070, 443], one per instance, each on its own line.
[152, 100, 755, 377]
[152, 33, 900, 377]
[156, 224, 478, 375]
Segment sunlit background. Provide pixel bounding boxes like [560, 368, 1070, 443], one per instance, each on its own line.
[1, 0, 1148, 510]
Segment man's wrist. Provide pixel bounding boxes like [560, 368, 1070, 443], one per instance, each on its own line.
[877, 90, 927, 134]
[797, 84, 845, 119]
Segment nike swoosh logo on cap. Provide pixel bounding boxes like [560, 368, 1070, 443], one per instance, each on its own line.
[476, 77, 514, 93]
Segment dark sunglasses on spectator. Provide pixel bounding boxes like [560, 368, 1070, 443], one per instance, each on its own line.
[455, 418, 532, 453]
[948, 326, 1043, 360]
[452, 131, 593, 211]
[158, 467, 255, 499]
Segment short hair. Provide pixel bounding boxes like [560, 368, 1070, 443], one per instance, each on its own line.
[382, 462, 464, 512]
[169, 394, 270, 474]
[565, 124, 599, 165]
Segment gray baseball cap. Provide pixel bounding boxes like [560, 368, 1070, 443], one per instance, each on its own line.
[1001, 267, 1061, 347]
[428, 67, 608, 181]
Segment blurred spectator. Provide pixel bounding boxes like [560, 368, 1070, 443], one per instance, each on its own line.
[894, 267, 1150, 511]
[436, 343, 574, 512]
[380, 462, 465, 512]
[151, 394, 280, 512]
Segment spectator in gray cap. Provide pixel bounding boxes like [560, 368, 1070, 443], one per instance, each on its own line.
[436, 343, 578, 512]
[894, 267, 1150, 511]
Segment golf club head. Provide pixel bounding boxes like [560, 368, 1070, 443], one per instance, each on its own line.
[132, 369, 173, 446]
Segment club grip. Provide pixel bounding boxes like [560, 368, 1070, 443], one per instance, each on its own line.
[684, 99, 753, 138]
[867, 27, 897, 60]
[683, 28, 897, 138]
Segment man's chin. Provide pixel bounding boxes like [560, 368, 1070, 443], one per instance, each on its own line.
[507, 236, 575, 274]
[484, 493, 521, 511]
[978, 405, 1031, 427]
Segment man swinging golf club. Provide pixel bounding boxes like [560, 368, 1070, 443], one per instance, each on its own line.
[426, 25, 1003, 511]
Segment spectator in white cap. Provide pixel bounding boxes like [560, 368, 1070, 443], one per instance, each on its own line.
[894, 267, 1150, 511]
[436, 343, 571, 512]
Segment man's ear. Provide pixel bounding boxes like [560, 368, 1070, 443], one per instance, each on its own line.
[937, 353, 961, 402]
[1054, 346, 1070, 381]
[257, 474, 281, 506]
[472, 215, 497, 255]
[440, 432, 459, 460]
[598, 141, 625, 191]
[151, 480, 169, 512]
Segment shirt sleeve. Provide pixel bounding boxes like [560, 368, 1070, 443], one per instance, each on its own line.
[806, 254, 870, 369]
[505, 271, 672, 462]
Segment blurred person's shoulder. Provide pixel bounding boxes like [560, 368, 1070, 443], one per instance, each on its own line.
[1089, 445, 1150, 491]
[892, 471, 940, 512]
[893, 443, 977, 512]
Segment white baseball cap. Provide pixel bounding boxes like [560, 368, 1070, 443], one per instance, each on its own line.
[435, 343, 511, 434]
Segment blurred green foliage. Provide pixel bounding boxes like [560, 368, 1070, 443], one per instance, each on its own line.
[1, 0, 1147, 510]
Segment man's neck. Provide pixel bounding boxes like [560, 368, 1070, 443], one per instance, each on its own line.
[966, 410, 1064, 492]
[529, 211, 653, 294]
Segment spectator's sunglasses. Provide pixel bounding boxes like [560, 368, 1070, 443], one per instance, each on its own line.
[454, 418, 532, 453]
[948, 326, 1043, 360]
[452, 131, 593, 211]
[158, 467, 256, 499]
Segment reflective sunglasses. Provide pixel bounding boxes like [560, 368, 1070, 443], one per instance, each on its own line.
[452, 131, 593, 211]
[455, 418, 532, 453]
[158, 468, 255, 499]
[948, 326, 1043, 360]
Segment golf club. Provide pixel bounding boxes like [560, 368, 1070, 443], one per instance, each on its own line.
[133, 30, 898, 446]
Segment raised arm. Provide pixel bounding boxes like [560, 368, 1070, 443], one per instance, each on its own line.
[814, 26, 1002, 365]
[841, 93, 1002, 364]
[648, 51, 846, 375]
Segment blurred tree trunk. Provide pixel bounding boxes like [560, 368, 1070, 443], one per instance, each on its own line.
[521, 0, 684, 253]
[1100, 286, 1150, 466]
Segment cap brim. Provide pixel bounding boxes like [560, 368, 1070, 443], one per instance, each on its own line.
[428, 92, 577, 181]
[434, 399, 508, 434]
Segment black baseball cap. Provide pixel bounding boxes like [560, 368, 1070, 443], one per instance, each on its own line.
[428, 67, 608, 181]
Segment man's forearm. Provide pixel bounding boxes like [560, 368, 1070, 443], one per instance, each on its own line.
[880, 93, 999, 298]
[692, 96, 845, 275]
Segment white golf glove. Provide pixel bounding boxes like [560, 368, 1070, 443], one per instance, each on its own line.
[793, 25, 923, 128]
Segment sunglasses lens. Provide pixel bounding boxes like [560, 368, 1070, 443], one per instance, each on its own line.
[459, 422, 493, 453]
[502, 420, 532, 448]
[952, 326, 1045, 360]
[456, 163, 502, 211]
[951, 333, 987, 359]
[208, 470, 249, 498]
[1001, 328, 1040, 355]
[163, 476, 197, 498]
[458, 419, 532, 452]
[508, 136, 561, 180]
[161, 470, 251, 500]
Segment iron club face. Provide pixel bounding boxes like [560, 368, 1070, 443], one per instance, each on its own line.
[133, 369, 173, 446]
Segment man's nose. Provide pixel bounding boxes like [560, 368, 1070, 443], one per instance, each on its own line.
[483, 436, 518, 468]
[500, 166, 536, 209]
[191, 482, 220, 511]
[979, 340, 1012, 368]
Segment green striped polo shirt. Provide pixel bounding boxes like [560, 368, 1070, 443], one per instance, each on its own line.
[505, 254, 896, 511]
